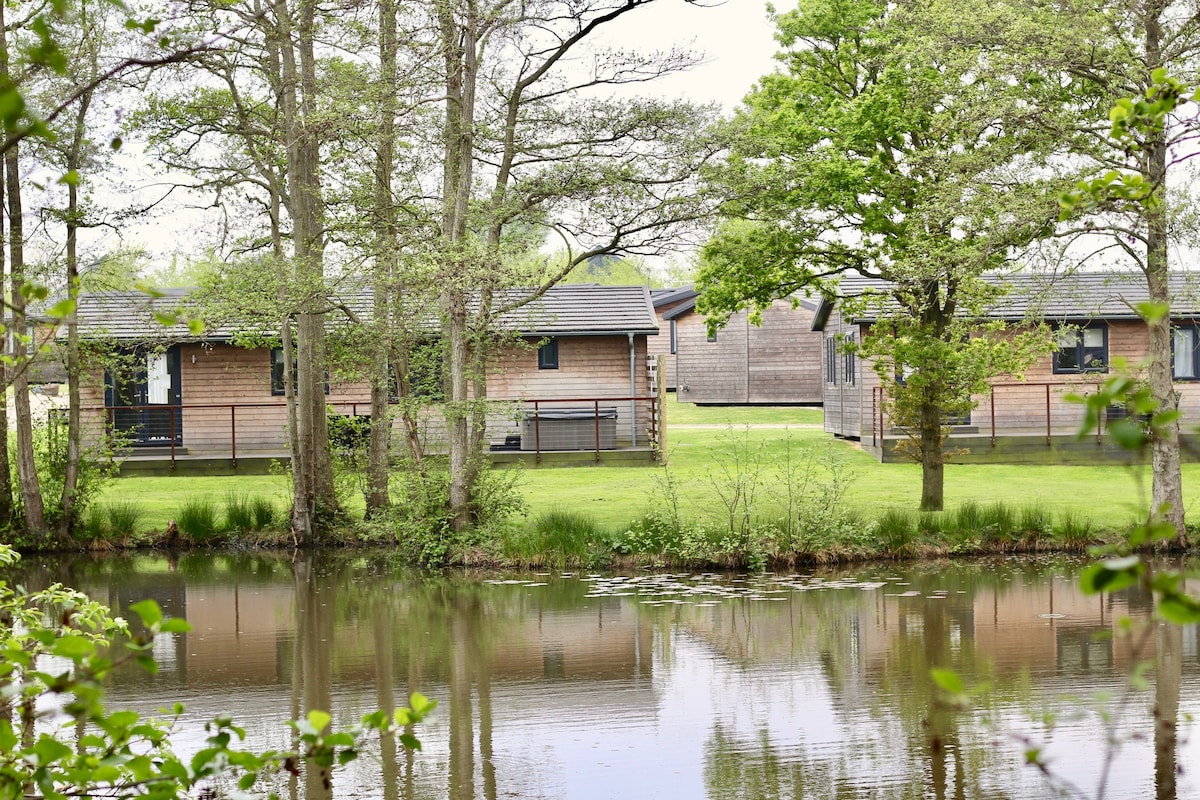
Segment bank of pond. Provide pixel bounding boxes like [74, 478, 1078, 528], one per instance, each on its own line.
[62, 490, 1130, 570]
[6, 549, 1197, 799]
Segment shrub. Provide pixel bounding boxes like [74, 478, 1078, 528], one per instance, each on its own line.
[176, 497, 223, 543]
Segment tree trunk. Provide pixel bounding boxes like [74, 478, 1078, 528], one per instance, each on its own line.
[1155, 600, 1182, 800]
[918, 396, 944, 512]
[277, 0, 336, 540]
[438, 3, 479, 532]
[5, 139, 45, 537]
[366, 0, 398, 518]
[1143, 10, 1186, 545]
[57, 92, 93, 539]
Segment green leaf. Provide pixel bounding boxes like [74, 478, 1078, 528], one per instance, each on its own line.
[1135, 301, 1169, 324]
[1079, 558, 1143, 595]
[930, 667, 964, 694]
[306, 709, 332, 734]
[130, 599, 164, 627]
[47, 299, 76, 319]
[159, 617, 192, 634]
[52, 634, 95, 659]
[1158, 593, 1200, 624]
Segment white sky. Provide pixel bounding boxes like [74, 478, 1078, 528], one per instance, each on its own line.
[596, 0, 780, 110]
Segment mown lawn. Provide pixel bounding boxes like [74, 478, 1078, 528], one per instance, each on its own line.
[92, 396, 1178, 535]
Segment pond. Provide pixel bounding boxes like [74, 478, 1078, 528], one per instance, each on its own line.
[9, 551, 1200, 800]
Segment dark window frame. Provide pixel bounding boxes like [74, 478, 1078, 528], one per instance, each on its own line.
[1052, 324, 1109, 374]
[843, 332, 856, 386]
[825, 337, 838, 386]
[271, 347, 329, 396]
[538, 338, 559, 370]
[1173, 322, 1200, 381]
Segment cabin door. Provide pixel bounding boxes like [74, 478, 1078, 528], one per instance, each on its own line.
[105, 347, 183, 446]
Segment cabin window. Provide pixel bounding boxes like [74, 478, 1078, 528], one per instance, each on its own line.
[538, 338, 559, 370]
[1052, 325, 1108, 374]
[706, 328, 717, 343]
[843, 333, 856, 386]
[408, 343, 445, 399]
[271, 348, 329, 395]
[669, 319, 677, 354]
[1173, 324, 1200, 380]
[825, 337, 838, 385]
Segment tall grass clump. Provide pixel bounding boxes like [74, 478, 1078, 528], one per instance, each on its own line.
[106, 501, 145, 540]
[78, 507, 108, 542]
[951, 501, 1018, 547]
[177, 497, 223, 543]
[1056, 511, 1093, 548]
[251, 497, 278, 530]
[876, 508, 918, 554]
[526, 508, 598, 564]
[1019, 504, 1054, 545]
[224, 492, 255, 533]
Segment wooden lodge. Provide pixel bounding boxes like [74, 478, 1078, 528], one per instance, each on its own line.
[646, 285, 698, 392]
[665, 295, 824, 405]
[60, 285, 663, 473]
[815, 271, 1200, 464]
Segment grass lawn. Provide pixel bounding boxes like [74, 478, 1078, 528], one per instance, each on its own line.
[92, 399, 1178, 536]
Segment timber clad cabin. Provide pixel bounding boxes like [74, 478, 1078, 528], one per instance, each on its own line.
[58, 285, 661, 473]
[646, 285, 699, 392]
[815, 272, 1200, 464]
[665, 295, 823, 405]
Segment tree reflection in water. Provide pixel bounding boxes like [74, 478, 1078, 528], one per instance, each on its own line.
[8, 552, 1194, 800]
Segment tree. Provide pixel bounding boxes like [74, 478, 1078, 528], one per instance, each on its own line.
[1046, 1, 1200, 544]
[697, 0, 1061, 511]
[429, 0, 721, 530]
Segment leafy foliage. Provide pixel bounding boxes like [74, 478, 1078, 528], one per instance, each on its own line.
[0, 543, 433, 798]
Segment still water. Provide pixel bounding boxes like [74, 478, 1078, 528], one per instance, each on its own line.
[10, 551, 1200, 799]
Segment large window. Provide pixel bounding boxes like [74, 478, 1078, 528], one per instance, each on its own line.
[271, 348, 329, 395]
[1053, 325, 1108, 373]
[538, 338, 559, 370]
[1174, 324, 1200, 380]
[669, 319, 677, 355]
[825, 337, 838, 385]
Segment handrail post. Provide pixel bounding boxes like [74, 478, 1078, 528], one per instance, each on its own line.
[1046, 384, 1051, 446]
[594, 399, 601, 463]
[873, 388, 883, 450]
[534, 400, 541, 464]
[169, 406, 177, 469]
[990, 386, 996, 446]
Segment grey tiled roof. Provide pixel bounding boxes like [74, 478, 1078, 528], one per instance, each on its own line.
[650, 285, 698, 309]
[813, 271, 1200, 328]
[64, 284, 659, 341]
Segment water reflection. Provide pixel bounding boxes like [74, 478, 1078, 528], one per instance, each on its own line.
[7, 553, 1197, 800]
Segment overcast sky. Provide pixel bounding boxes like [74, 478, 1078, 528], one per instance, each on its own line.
[598, 0, 780, 109]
